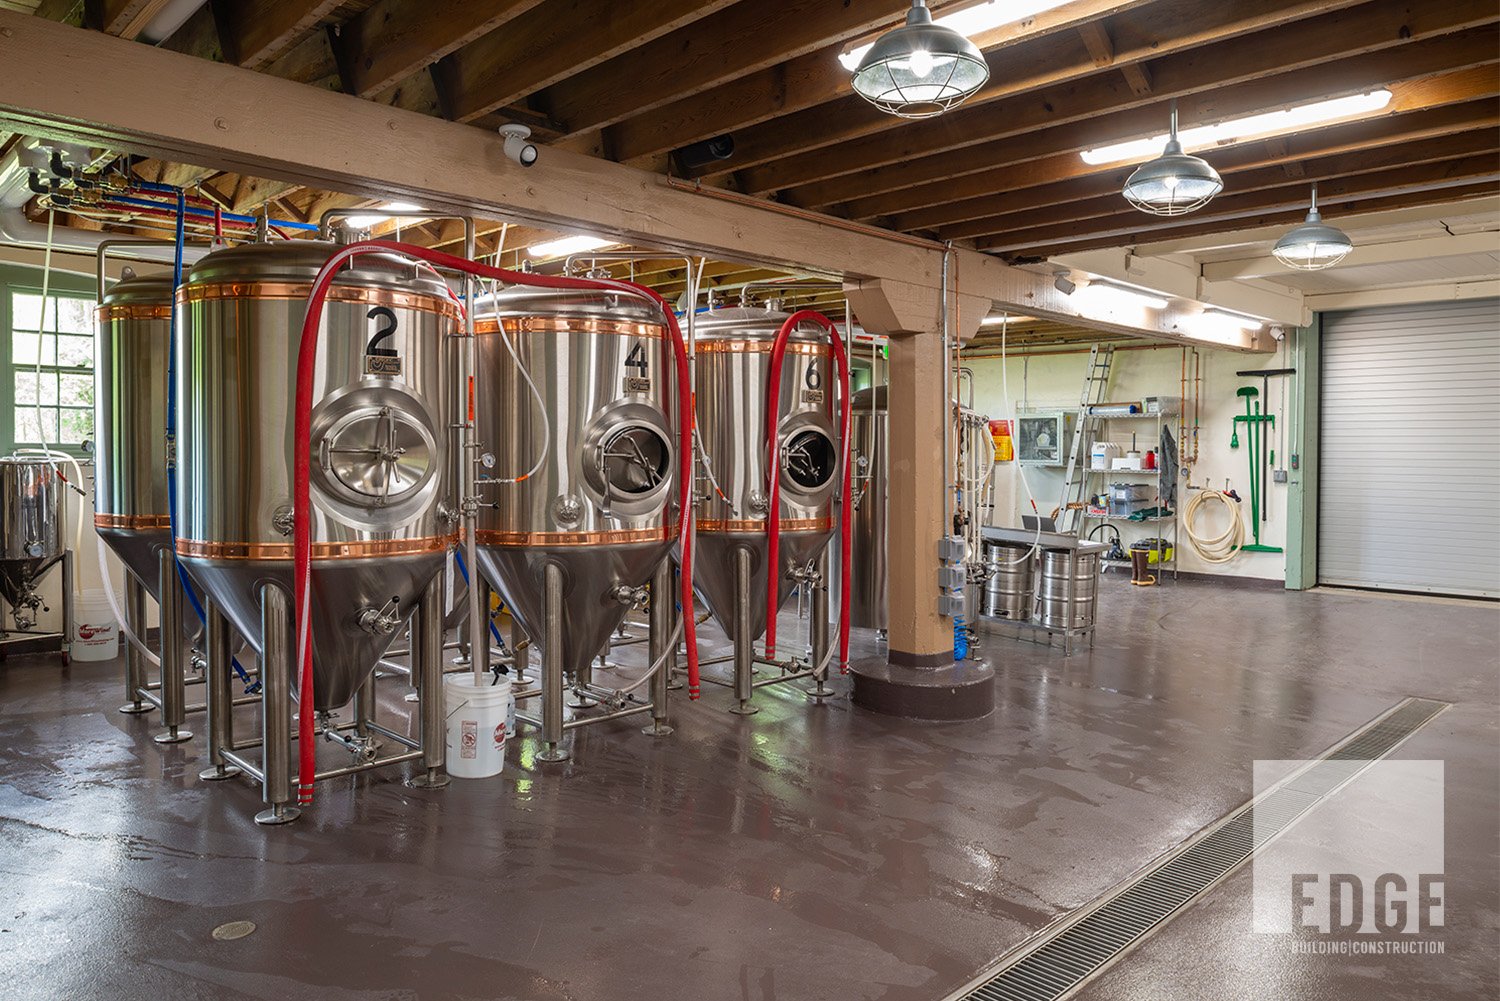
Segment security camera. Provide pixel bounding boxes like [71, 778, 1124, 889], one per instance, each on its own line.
[498, 124, 538, 167]
[1053, 275, 1077, 296]
[1270, 325, 1287, 341]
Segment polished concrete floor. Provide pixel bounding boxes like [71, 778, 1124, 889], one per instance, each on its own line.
[0, 580, 1495, 1001]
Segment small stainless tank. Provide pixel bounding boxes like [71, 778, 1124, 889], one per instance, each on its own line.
[471, 285, 679, 685]
[0, 456, 63, 627]
[1036, 549, 1099, 629]
[94, 272, 177, 595]
[692, 306, 838, 643]
[849, 385, 886, 631]
[981, 540, 1033, 621]
[175, 241, 458, 710]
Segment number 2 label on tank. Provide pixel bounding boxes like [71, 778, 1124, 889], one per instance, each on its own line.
[364, 306, 404, 376]
[622, 339, 651, 393]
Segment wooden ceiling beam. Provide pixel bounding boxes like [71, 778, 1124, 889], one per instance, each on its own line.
[730, 0, 1497, 195]
[539, 0, 909, 140]
[698, 0, 1372, 185]
[331, 0, 546, 99]
[83, 0, 172, 38]
[942, 129, 1499, 241]
[794, 50, 1499, 215]
[603, 0, 1139, 164]
[1007, 183, 1500, 261]
[432, 0, 734, 125]
[891, 98, 1500, 232]
[978, 156, 1500, 253]
[209, 0, 341, 70]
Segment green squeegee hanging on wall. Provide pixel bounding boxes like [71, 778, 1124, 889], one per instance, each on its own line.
[1231, 386, 1282, 553]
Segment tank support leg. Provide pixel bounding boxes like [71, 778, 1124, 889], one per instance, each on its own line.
[475, 576, 491, 679]
[59, 549, 74, 663]
[153, 548, 192, 744]
[807, 548, 835, 702]
[198, 599, 241, 781]
[510, 619, 528, 685]
[730, 547, 759, 716]
[355, 671, 376, 738]
[254, 583, 299, 825]
[407, 576, 450, 788]
[537, 563, 570, 762]
[118, 576, 151, 714]
[643, 558, 675, 737]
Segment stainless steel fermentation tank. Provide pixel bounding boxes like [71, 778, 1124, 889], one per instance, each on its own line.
[0, 456, 73, 659]
[472, 285, 679, 762]
[693, 306, 839, 714]
[94, 271, 206, 729]
[175, 240, 457, 822]
[849, 385, 887, 635]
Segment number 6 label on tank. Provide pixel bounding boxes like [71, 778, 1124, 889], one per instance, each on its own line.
[364, 305, 404, 377]
[622, 339, 651, 394]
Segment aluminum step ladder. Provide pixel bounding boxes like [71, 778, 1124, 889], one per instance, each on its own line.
[1057, 343, 1116, 536]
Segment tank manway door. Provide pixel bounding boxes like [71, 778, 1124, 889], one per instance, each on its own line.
[782, 428, 836, 491]
[318, 405, 435, 508]
[599, 425, 670, 494]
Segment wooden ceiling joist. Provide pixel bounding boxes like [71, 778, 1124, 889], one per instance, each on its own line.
[902, 101, 1500, 236]
[83, 0, 170, 38]
[982, 157, 1500, 254]
[948, 130, 1500, 242]
[845, 67, 1500, 224]
[432, 0, 736, 125]
[331, 0, 547, 99]
[602, 0, 1137, 165]
[730, 0, 1497, 196]
[696, 0, 1374, 186]
[210, 0, 342, 71]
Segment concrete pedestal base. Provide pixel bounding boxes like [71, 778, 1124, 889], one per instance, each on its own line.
[850, 656, 995, 721]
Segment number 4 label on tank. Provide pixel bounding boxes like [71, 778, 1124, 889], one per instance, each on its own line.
[623, 339, 651, 393]
[364, 305, 404, 376]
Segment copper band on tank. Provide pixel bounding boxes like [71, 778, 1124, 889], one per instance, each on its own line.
[176, 282, 461, 320]
[695, 340, 830, 356]
[96, 305, 171, 322]
[474, 317, 665, 339]
[94, 513, 172, 530]
[174, 535, 455, 561]
[695, 517, 835, 533]
[472, 526, 679, 547]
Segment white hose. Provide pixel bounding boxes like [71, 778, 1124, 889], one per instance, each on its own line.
[1182, 489, 1245, 563]
[478, 276, 551, 484]
[95, 541, 160, 666]
[991, 314, 1042, 567]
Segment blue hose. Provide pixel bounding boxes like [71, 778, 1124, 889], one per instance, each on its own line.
[160, 186, 258, 693]
[452, 548, 506, 648]
[111, 191, 319, 232]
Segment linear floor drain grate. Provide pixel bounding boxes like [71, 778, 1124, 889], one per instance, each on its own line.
[946, 697, 1449, 1001]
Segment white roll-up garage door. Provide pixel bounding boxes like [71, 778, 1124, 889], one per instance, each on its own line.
[1319, 299, 1500, 598]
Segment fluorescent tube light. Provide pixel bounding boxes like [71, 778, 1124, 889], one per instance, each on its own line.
[1076, 282, 1170, 312]
[1082, 90, 1393, 165]
[838, 0, 1078, 71]
[342, 201, 424, 229]
[527, 235, 615, 259]
[1201, 309, 1265, 330]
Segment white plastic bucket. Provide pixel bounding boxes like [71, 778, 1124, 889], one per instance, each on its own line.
[444, 674, 513, 779]
[72, 588, 119, 662]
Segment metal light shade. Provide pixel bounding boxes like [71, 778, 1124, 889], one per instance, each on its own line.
[1273, 185, 1353, 270]
[851, 1, 989, 119]
[1122, 138, 1224, 216]
[1122, 100, 1223, 216]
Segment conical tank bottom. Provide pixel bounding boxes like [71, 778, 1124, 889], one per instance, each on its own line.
[181, 552, 445, 710]
[476, 540, 673, 684]
[0, 556, 59, 611]
[691, 530, 833, 643]
[95, 527, 204, 647]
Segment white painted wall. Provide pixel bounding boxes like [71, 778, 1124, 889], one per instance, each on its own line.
[964, 339, 1296, 581]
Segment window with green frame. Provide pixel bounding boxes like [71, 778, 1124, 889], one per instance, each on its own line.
[10, 289, 95, 448]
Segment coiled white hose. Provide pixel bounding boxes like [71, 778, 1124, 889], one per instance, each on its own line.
[1182, 489, 1245, 563]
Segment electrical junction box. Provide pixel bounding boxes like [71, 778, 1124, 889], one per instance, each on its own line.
[938, 565, 965, 591]
[938, 536, 966, 563]
[937, 592, 966, 618]
[937, 534, 967, 619]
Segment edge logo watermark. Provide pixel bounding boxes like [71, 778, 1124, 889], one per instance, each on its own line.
[1253, 759, 1444, 946]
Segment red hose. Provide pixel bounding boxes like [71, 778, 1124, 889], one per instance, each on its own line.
[763, 310, 853, 674]
[292, 240, 701, 804]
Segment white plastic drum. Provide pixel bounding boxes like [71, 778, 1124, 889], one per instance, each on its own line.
[443, 674, 513, 778]
[72, 588, 119, 661]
